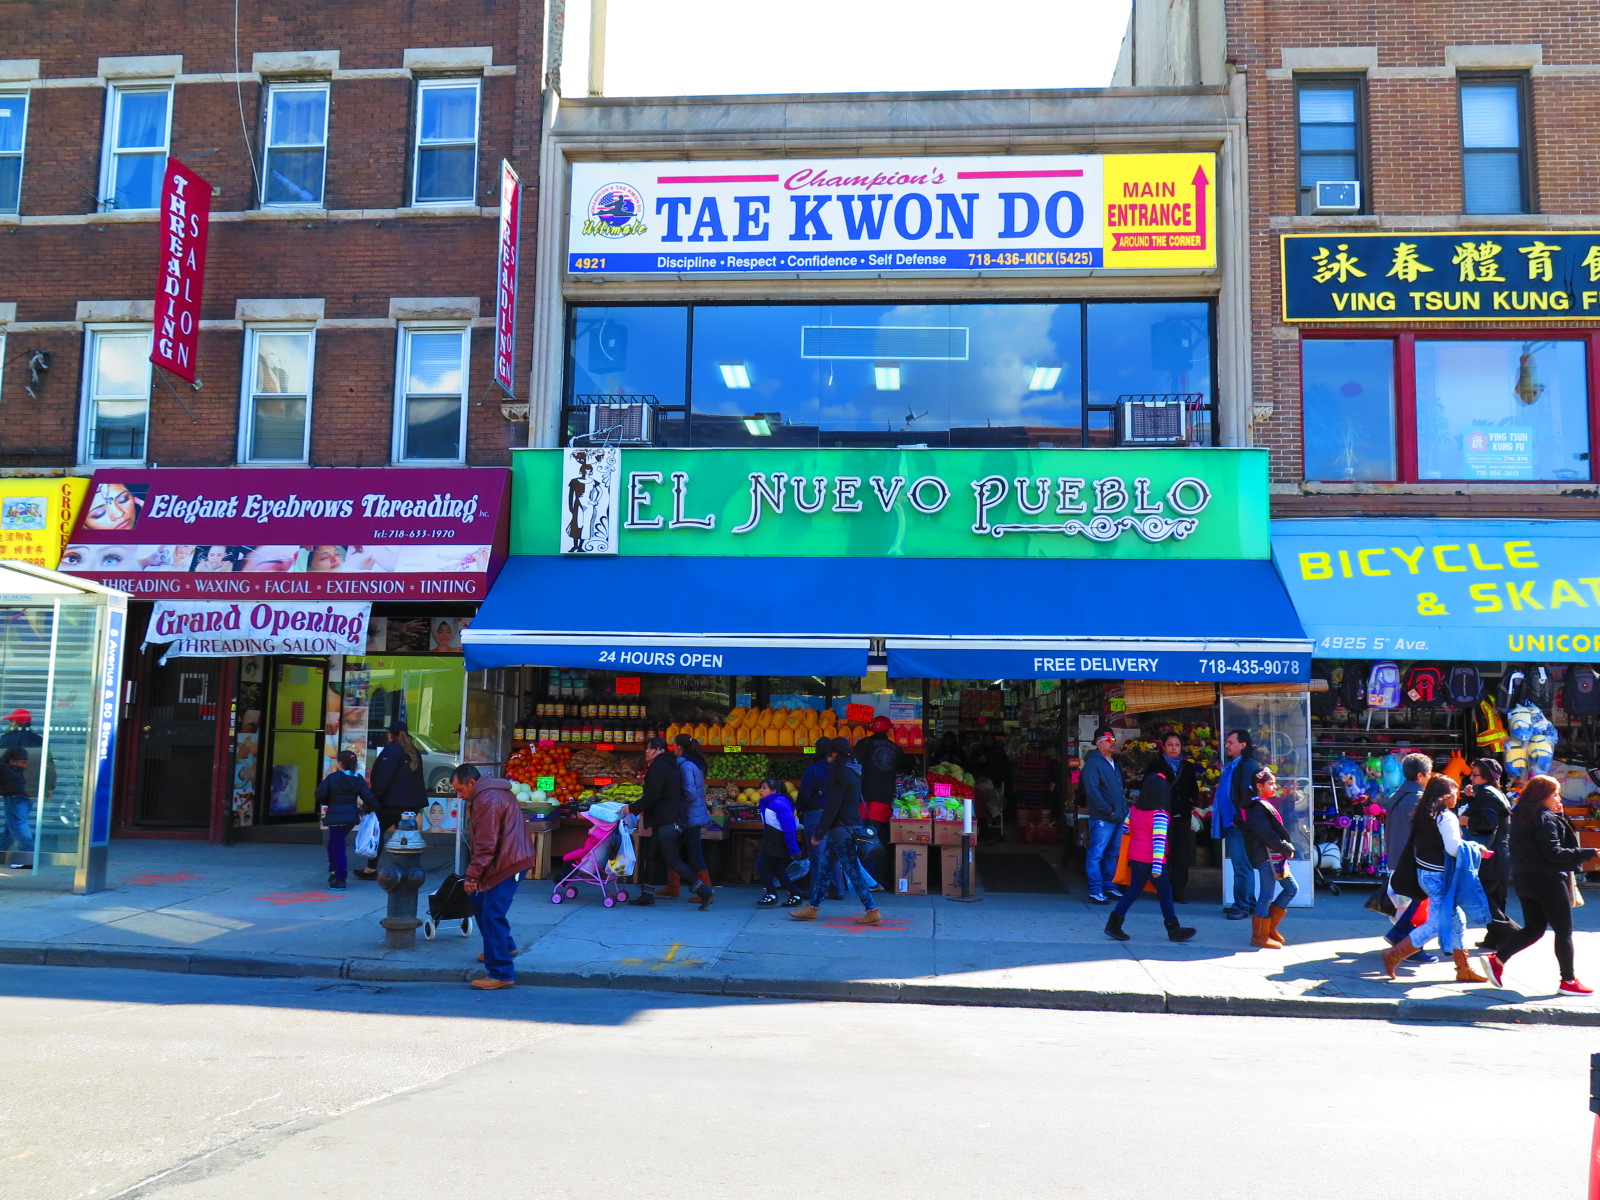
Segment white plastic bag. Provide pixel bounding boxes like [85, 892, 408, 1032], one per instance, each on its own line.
[354, 812, 381, 860]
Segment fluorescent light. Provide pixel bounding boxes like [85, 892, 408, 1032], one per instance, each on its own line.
[719, 360, 751, 389]
[873, 362, 901, 391]
[742, 417, 772, 436]
[1028, 363, 1063, 391]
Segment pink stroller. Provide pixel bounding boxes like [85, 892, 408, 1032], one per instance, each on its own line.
[551, 801, 634, 908]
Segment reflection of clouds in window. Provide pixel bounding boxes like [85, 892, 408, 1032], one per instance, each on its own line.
[407, 333, 463, 394]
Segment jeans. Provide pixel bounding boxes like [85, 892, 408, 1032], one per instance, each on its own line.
[756, 829, 797, 892]
[1407, 868, 1465, 952]
[682, 823, 707, 874]
[324, 823, 353, 880]
[1166, 817, 1195, 900]
[1498, 877, 1577, 980]
[1111, 860, 1177, 924]
[808, 827, 876, 910]
[1385, 896, 1422, 946]
[1224, 826, 1256, 912]
[470, 873, 520, 981]
[1253, 861, 1298, 917]
[2, 795, 33, 858]
[1086, 818, 1122, 895]
[652, 823, 701, 891]
[800, 809, 848, 895]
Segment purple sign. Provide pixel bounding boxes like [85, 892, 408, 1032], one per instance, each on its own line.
[58, 468, 510, 601]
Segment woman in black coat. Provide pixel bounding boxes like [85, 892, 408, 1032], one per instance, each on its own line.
[1483, 774, 1598, 995]
[353, 723, 429, 880]
[1462, 757, 1519, 950]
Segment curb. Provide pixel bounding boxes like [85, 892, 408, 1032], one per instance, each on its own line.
[1, 938, 1594, 1026]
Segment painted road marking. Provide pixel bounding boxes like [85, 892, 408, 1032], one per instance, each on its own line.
[121, 872, 203, 885]
[255, 891, 342, 906]
[819, 916, 911, 933]
[620, 941, 705, 970]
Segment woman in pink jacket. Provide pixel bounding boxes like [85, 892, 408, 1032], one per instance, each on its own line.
[1104, 758, 1197, 943]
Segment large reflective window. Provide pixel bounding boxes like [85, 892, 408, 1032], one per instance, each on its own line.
[1415, 340, 1589, 481]
[1086, 302, 1213, 446]
[565, 307, 688, 444]
[1301, 338, 1397, 481]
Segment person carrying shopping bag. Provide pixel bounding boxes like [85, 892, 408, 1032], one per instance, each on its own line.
[315, 750, 371, 889]
[354, 723, 428, 881]
[1103, 756, 1196, 943]
[1382, 776, 1488, 982]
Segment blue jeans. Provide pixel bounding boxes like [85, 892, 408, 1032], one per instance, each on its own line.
[1406, 868, 1464, 952]
[1225, 826, 1256, 912]
[1253, 861, 1298, 917]
[1112, 860, 1177, 924]
[808, 827, 875, 910]
[2, 795, 32, 857]
[1086, 818, 1122, 895]
[801, 809, 848, 895]
[324, 823, 353, 881]
[470, 874, 520, 980]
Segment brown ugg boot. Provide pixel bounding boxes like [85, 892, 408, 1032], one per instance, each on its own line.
[1381, 936, 1417, 978]
[1453, 949, 1488, 983]
[1267, 904, 1289, 947]
[657, 870, 680, 899]
[685, 869, 712, 899]
[1250, 916, 1280, 948]
[789, 904, 818, 921]
[855, 908, 881, 925]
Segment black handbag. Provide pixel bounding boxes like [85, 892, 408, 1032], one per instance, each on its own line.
[1363, 887, 1397, 916]
[853, 823, 885, 864]
[1389, 835, 1424, 901]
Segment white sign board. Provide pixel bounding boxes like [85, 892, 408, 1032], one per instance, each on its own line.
[143, 600, 371, 660]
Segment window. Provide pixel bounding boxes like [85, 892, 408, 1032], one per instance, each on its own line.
[1296, 78, 1364, 214]
[241, 329, 313, 462]
[100, 85, 171, 211]
[562, 301, 1214, 449]
[262, 83, 328, 207]
[411, 79, 479, 205]
[1301, 335, 1593, 483]
[395, 327, 468, 462]
[0, 92, 27, 214]
[82, 328, 153, 464]
[1460, 77, 1530, 214]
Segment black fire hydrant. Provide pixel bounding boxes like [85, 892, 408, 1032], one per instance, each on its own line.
[378, 811, 428, 950]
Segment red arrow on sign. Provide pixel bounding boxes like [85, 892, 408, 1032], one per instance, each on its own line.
[1191, 163, 1210, 251]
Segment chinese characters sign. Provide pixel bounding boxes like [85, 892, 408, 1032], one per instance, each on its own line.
[150, 160, 211, 381]
[0, 477, 89, 567]
[568, 154, 1216, 275]
[1282, 232, 1600, 321]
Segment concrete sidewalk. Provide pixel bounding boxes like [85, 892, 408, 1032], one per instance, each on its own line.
[3, 842, 1599, 1025]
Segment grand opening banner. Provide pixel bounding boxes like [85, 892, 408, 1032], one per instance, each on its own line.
[58, 468, 510, 600]
[567, 154, 1216, 276]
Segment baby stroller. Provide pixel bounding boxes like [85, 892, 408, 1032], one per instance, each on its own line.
[422, 872, 475, 940]
[551, 801, 636, 908]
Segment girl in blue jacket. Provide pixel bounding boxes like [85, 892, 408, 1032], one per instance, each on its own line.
[756, 779, 805, 906]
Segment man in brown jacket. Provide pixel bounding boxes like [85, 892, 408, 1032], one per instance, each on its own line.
[454, 765, 535, 990]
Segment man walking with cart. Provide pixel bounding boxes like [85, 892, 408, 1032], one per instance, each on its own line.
[454, 765, 536, 991]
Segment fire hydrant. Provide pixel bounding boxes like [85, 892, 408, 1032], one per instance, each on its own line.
[378, 811, 428, 950]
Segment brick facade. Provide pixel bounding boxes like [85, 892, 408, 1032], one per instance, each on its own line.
[1226, 2, 1600, 515]
[0, 0, 544, 471]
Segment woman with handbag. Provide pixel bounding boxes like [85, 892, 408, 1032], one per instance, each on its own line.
[1483, 774, 1598, 995]
[790, 739, 880, 925]
[1461, 757, 1519, 950]
[353, 723, 428, 881]
[1102, 756, 1196, 943]
[315, 749, 372, 889]
[672, 734, 715, 900]
[1240, 769, 1297, 949]
[1382, 776, 1488, 982]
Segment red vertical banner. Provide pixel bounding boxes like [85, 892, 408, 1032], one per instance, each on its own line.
[150, 160, 211, 383]
[494, 159, 522, 396]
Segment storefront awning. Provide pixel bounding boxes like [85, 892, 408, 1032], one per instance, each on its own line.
[1273, 518, 1600, 662]
[463, 556, 1311, 682]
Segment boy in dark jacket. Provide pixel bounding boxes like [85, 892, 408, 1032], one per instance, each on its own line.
[628, 737, 713, 909]
[0, 747, 31, 871]
[756, 778, 804, 907]
[316, 750, 372, 889]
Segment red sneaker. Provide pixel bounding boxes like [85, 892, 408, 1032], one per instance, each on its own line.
[1482, 954, 1506, 988]
[1559, 978, 1593, 996]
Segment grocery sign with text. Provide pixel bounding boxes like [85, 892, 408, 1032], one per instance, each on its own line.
[568, 154, 1216, 276]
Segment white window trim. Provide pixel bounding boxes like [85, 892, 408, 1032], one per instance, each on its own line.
[393, 323, 470, 464]
[239, 325, 315, 464]
[0, 90, 27, 214]
[80, 324, 154, 467]
[409, 76, 480, 207]
[98, 82, 172, 212]
[261, 81, 329, 209]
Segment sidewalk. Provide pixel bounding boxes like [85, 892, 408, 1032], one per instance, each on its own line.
[3, 842, 1599, 1025]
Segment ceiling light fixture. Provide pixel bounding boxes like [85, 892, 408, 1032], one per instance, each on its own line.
[718, 360, 751, 389]
[1028, 363, 1063, 391]
[873, 361, 901, 391]
[742, 417, 772, 436]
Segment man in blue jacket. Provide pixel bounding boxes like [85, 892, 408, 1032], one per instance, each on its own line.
[1214, 730, 1258, 920]
[1082, 726, 1128, 904]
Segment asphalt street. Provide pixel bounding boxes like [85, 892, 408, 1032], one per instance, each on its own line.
[3, 964, 1592, 1200]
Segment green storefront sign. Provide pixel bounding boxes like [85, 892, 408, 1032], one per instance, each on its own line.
[512, 447, 1269, 559]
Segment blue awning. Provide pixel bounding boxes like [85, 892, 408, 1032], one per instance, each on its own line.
[463, 556, 1311, 682]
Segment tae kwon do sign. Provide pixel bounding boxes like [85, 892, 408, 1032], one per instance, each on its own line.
[567, 153, 1216, 276]
[150, 160, 211, 382]
[513, 447, 1268, 560]
[144, 600, 370, 661]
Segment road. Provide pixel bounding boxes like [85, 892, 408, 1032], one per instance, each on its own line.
[2, 964, 1591, 1200]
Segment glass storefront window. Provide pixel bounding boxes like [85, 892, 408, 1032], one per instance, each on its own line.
[342, 655, 466, 797]
[564, 306, 688, 443]
[1086, 301, 1213, 446]
[1416, 339, 1590, 481]
[1301, 338, 1398, 481]
[1219, 691, 1313, 906]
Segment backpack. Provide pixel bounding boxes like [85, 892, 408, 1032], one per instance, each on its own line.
[1446, 663, 1483, 707]
[1367, 661, 1402, 710]
[1566, 665, 1600, 716]
[1342, 662, 1369, 712]
[1525, 664, 1557, 710]
[1310, 664, 1337, 718]
[1404, 665, 1445, 709]
[1499, 665, 1529, 709]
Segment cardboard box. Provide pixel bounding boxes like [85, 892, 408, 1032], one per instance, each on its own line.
[894, 845, 929, 895]
[940, 845, 974, 897]
[932, 819, 966, 846]
[890, 817, 933, 845]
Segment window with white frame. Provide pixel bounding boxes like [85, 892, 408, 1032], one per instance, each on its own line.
[395, 326, 468, 462]
[100, 84, 171, 211]
[0, 92, 27, 214]
[83, 327, 153, 464]
[242, 328, 314, 462]
[411, 78, 479, 205]
[262, 82, 328, 207]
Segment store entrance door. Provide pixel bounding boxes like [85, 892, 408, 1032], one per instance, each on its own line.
[130, 655, 221, 829]
[263, 659, 328, 823]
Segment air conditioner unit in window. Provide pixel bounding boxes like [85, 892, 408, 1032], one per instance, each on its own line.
[1314, 181, 1361, 214]
[573, 395, 657, 445]
[1116, 396, 1192, 446]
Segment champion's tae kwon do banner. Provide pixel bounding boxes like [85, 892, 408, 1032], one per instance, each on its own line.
[58, 468, 510, 601]
[150, 160, 211, 382]
[567, 153, 1216, 276]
